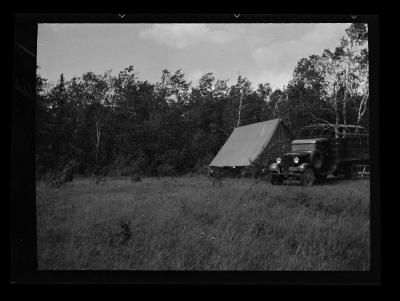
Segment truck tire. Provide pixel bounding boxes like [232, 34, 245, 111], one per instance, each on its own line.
[271, 175, 283, 185]
[344, 163, 355, 179]
[301, 167, 315, 186]
[316, 174, 327, 184]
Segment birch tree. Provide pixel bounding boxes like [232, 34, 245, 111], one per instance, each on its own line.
[337, 24, 369, 127]
[236, 89, 243, 127]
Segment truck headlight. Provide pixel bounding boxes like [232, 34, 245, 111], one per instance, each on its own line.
[276, 158, 281, 164]
[294, 157, 299, 164]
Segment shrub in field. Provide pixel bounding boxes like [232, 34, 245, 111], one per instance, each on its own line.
[194, 165, 210, 176]
[109, 153, 147, 177]
[44, 159, 78, 188]
[157, 163, 176, 177]
[118, 220, 132, 244]
[131, 175, 142, 182]
[63, 159, 77, 182]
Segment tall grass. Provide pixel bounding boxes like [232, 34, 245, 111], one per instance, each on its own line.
[36, 176, 370, 270]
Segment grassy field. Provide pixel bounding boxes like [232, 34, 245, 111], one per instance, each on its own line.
[36, 176, 370, 270]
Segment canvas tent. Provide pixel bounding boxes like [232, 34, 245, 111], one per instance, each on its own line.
[209, 118, 293, 168]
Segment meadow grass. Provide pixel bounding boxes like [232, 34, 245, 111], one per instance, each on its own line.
[36, 176, 370, 270]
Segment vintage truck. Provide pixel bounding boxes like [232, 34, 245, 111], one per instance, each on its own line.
[269, 124, 369, 186]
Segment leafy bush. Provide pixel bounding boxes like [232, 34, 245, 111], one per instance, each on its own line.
[157, 163, 176, 177]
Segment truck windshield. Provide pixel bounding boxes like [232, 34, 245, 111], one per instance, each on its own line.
[291, 143, 315, 152]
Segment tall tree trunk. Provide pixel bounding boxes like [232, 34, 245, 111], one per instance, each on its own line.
[357, 93, 368, 125]
[236, 90, 243, 128]
[343, 58, 351, 127]
[95, 119, 101, 165]
[343, 78, 347, 126]
[333, 82, 339, 138]
[273, 96, 281, 118]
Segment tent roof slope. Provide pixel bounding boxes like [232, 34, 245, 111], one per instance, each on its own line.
[210, 118, 284, 167]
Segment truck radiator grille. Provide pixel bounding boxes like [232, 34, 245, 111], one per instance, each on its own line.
[282, 156, 293, 172]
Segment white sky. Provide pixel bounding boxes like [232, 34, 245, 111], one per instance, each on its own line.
[37, 23, 350, 90]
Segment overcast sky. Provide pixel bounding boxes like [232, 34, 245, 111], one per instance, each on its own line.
[37, 23, 350, 90]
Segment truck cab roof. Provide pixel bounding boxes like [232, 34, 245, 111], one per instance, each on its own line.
[292, 138, 328, 144]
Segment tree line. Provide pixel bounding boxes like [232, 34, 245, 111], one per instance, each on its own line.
[35, 23, 369, 177]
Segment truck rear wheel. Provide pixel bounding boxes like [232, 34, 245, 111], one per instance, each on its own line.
[316, 174, 327, 184]
[301, 167, 315, 186]
[344, 163, 355, 179]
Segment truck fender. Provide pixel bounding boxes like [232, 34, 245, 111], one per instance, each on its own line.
[310, 150, 323, 169]
[298, 163, 311, 172]
[269, 162, 280, 173]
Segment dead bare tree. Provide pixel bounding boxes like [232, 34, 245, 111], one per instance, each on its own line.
[333, 82, 340, 138]
[322, 53, 341, 138]
[95, 119, 102, 163]
[236, 89, 243, 128]
[273, 94, 284, 117]
[343, 59, 351, 126]
[357, 91, 368, 125]
[93, 104, 106, 179]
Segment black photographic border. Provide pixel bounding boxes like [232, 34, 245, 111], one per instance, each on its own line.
[10, 13, 380, 285]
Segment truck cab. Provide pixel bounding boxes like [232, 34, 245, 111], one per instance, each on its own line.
[269, 138, 329, 185]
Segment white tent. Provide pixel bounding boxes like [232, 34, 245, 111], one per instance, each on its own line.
[210, 118, 293, 167]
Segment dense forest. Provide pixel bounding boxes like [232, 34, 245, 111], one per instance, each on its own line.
[35, 23, 369, 178]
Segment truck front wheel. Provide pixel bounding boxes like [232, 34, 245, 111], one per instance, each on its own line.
[301, 167, 315, 186]
[271, 174, 283, 185]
